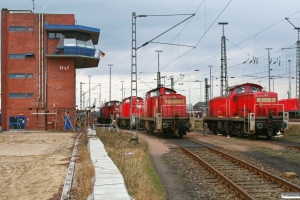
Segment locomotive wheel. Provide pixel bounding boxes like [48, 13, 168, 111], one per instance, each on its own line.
[266, 135, 272, 139]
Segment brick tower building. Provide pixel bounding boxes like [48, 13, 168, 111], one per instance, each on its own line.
[1, 8, 101, 131]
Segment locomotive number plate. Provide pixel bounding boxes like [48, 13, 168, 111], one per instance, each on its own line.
[166, 99, 184, 104]
[256, 97, 276, 103]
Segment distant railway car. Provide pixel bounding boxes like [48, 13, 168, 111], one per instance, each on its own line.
[117, 96, 144, 128]
[140, 86, 194, 138]
[203, 83, 288, 139]
[279, 98, 300, 119]
[97, 100, 121, 124]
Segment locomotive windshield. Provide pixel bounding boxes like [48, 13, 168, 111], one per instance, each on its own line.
[234, 86, 245, 94]
[250, 86, 260, 93]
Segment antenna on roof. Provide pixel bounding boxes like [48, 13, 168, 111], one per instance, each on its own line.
[32, 0, 35, 13]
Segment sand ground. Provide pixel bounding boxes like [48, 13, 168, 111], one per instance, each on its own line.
[0, 131, 77, 200]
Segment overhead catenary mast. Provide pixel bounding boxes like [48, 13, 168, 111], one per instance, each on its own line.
[218, 22, 228, 96]
[285, 18, 300, 101]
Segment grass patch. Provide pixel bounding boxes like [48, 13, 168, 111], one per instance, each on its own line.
[96, 128, 166, 200]
[252, 146, 300, 163]
[194, 121, 203, 131]
[281, 124, 300, 143]
[69, 132, 95, 199]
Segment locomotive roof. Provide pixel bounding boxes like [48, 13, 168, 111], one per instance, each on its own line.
[123, 96, 143, 100]
[146, 86, 177, 94]
[226, 82, 262, 90]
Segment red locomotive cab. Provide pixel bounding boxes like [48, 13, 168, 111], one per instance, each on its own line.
[144, 87, 186, 117]
[141, 86, 193, 137]
[279, 98, 300, 118]
[161, 91, 186, 118]
[204, 82, 288, 138]
[102, 100, 121, 118]
[209, 96, 227, 117]
[121, 97, 144, 117]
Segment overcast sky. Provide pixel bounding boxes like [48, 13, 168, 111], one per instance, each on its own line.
[2, 0, 300, 108]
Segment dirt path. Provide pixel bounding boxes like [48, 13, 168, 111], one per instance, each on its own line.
[0, 131, 76, 200]
[139, 133, 193, 200]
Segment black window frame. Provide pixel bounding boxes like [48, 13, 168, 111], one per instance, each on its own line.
[9, 74, 26, 78]
[48, 32, 62, 39]
[9, 26, 26, 31]
[9, 54, 26, 58]
[9, 93, 26, 98]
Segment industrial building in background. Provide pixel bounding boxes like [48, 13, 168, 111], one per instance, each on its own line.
[1, 8, 101, 131]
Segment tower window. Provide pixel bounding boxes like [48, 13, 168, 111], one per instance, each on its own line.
[9, 74, 26, 78]
[9, 93, 26, 98]
[9, 54, 26, 58]
[9, 26, 26, 31]
[27, 27, 34, 31]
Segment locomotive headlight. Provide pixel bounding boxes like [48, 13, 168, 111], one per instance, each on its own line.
[281, 122, 288, 129]
[162, 123, 168, 129]
[284, 113, 288, 120]
[256, 123, 263, 129]
[186, 123, 192, 129]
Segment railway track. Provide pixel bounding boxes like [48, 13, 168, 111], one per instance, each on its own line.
[167, 138, 300, 199]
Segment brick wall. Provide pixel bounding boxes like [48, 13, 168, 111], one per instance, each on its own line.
[1, 10, 77, 130]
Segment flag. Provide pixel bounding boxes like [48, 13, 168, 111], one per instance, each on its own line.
[100, 51, 105, 57]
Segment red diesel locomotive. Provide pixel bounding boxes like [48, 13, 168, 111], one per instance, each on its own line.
[139, 86, 194, 138]
[98, 100, 121, 124]
[117, 96, 144, 128]
[279, 98, 300, 119]
[203, 83, 288, 139]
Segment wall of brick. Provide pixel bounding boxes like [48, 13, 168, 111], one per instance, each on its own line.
[1, 10, 78, 130]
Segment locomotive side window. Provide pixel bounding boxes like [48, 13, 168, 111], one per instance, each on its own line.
[108, 103, 112, 106]
[150, 90, 159, 97]
[165, 89, 175, 94]
[224, 89, 233, 97]
[234, 86, 245, 94]
[250, 86, 260, 93]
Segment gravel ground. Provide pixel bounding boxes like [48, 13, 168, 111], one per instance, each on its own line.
[141, 131, 300, 199]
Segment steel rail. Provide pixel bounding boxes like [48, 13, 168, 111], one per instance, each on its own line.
[167, 139, 255, 200]
[185, 138, 300, 192]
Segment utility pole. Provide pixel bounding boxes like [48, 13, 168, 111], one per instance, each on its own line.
[265, 48, 272, 92]
[219, 22, 228, 96]
[155, 50, 162, 88]
[199, 80, 203, 102]
[288, 58, 291, 98]
[80, 82, 85, 110]
[108, 64, 113, 101]
[121, 81, 124, 100]
[208, 66, 213, 99]
[88, 75, 92, 108]
[204, 78, 210, 116]
[170, 76, 174, 90]
[161, 76, 166, 86]
[99, 84, 101, 116]
[131, 12, 138, 143]
[211, 76, 214, 98]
